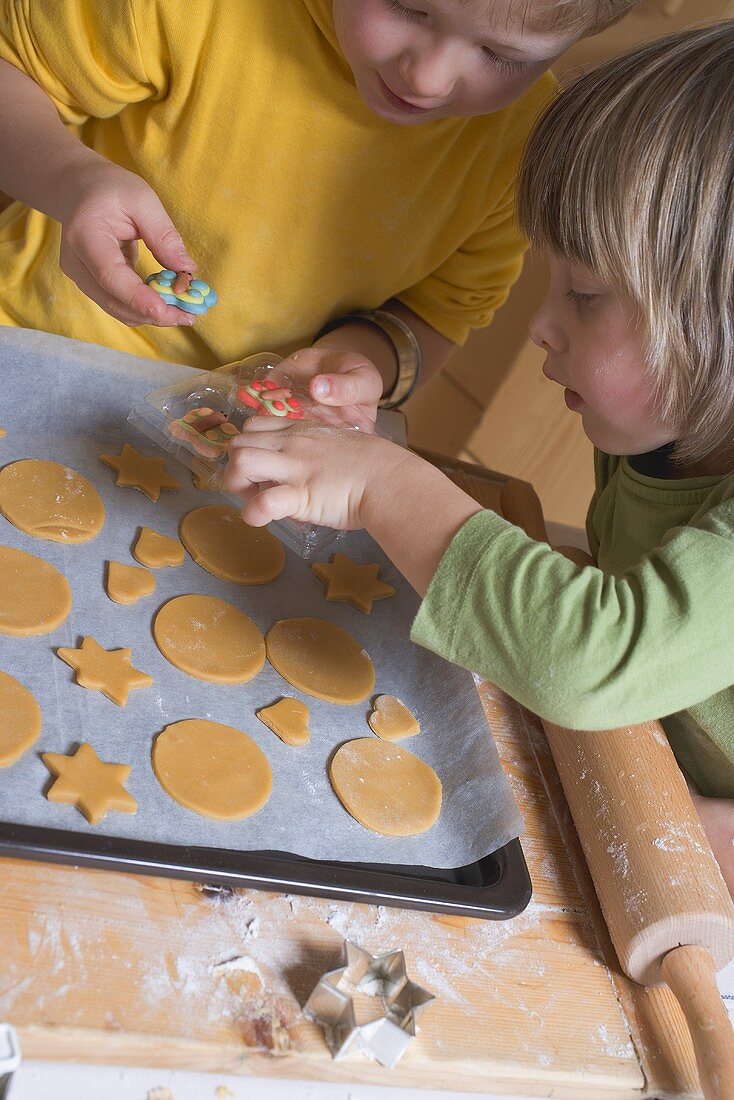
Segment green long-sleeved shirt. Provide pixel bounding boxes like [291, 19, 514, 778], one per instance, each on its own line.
[411, 449, 734, 797]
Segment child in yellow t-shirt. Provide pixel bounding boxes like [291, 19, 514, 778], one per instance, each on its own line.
[0, 0, 635, 418]
[223, 23, 734, 892]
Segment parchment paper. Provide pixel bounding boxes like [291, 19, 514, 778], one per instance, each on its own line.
[0, 328, 523, 868]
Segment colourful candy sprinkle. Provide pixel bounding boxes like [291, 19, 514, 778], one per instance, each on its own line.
[146, 269, 219, 316]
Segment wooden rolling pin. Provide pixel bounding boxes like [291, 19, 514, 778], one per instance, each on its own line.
[496, 477, 734, 1100]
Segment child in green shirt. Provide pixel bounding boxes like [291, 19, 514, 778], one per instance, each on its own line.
[224, 22, 734, 891]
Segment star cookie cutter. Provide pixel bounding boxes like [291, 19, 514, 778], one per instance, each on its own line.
[146, 269, 218, 315]
[303, 940, 435, 1069]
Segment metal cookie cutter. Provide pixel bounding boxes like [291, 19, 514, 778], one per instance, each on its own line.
[0, 1024, 21, 1100]
[303, 940, 435, 1069]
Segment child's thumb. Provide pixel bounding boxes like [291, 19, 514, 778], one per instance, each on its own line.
[136, 201, 197, 274]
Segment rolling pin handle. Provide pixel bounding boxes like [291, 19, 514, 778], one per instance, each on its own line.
[660, 944, 734, 1098]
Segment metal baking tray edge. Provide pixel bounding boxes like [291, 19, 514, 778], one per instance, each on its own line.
[0, 823, 532, 920]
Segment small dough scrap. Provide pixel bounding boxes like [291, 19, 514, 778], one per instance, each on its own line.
[57, 636, 153, 706]
[133, 527, 185, 568]
[0, 459, 105, 543]
[0, 670, 42, 766]
[180, 505, 284, 584]
[257, 697, 310, 746]
[0, 428, 5, 438]
[0, 545, 72, 636]
[368, 695, 420, 741]
[266, 617, 374, 704]
[42, 742, 137, 825]
[311, 553, 395, 613]
[106, 561, 156, 605]
[153, 594, 265, 683]
[330, 739, 442, 836]
[99, 443, 180, 501]
[153, 718, 272, 820]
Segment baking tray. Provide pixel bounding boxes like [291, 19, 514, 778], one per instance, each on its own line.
[0, 821, 531, 919]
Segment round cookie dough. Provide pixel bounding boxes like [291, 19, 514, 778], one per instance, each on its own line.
[0, 459, 105, 543]
[330, 739, 442, 836]
[266, 617, 374, 704]
[0, 670, 42, 766]
[153, 594, 265, 683]
[180, 505, 284, 584]
[0, 545, 72, 635]
[153, 719, 272, 820]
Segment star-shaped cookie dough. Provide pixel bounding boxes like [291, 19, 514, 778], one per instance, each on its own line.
[57, 636, 153, 706]
[311, 553, 395, 613]
[42, 742, 138, 825]
[99, 443, 180, 502]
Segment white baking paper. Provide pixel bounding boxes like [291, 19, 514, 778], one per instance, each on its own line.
[0, 327, 523, 868]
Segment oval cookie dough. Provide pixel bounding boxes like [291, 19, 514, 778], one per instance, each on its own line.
[330, 739, 442, 836]
[180, 505, 284, 584]
[0, 545, 72, 635]
[153, 718, 272, 820]
[266, 617, 374, 704]
[153, 594, 265, 683]
[0, 670, 42, 766]
[0, 459, 105, 543]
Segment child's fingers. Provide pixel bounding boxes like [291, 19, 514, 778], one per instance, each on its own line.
[239, 417, 295, 435]
[134, 196, 197, 275]
[241, 484, 301, 527]
[73, 235, 191, 326]
[223, 445, 292, 493]
[310, 363, 383, 409]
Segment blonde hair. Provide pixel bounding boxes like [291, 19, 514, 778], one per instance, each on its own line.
[517, 22, 734, 464]
[521, 0, 639, 37]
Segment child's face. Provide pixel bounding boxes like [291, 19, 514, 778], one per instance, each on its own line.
[332, 0, 578, 123]
[529, 255, 678, 456]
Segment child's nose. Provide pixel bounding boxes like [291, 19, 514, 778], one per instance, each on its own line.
[399, 44, 458, 101]
[529, 300, 560, 352]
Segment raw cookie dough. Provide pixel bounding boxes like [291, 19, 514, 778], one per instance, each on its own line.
[106, 561, 156, 605]
[257, 697, 310, 746]
[0, 670, 42, 767]
[99, 443, 180, 501]
[368, 695, 420, 741]
[0, 459, 105, 543]
[153, 594, 265, 683]
[133, 527, 185, 568]
[330, 739, 442, 836]
[180, 505, 285, 584]
[311, 553, 395, 613]
[0, 545, 72, 636]
[57, 636, 153, 706]
[266, 617, 374, 704]
[153, 719, 272, 820]
[42, 743, 138, 825]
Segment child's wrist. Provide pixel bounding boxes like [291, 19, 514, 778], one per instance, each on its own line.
[360, 440, 421, 533]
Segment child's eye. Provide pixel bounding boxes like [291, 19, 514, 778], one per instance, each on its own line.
[565, 288, 597, 308]
[481, 47, 527, 75]
[385, 0, 426, 21]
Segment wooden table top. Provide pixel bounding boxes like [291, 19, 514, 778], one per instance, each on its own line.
[0, 460, 703, 1098]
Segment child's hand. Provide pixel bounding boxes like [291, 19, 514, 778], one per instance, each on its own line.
[222, 417, 401, 530]
[58, 160, 197, 327]
[276, 347, 383, 430]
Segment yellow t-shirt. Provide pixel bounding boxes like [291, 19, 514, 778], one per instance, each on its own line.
[0, 0, 556, 370]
